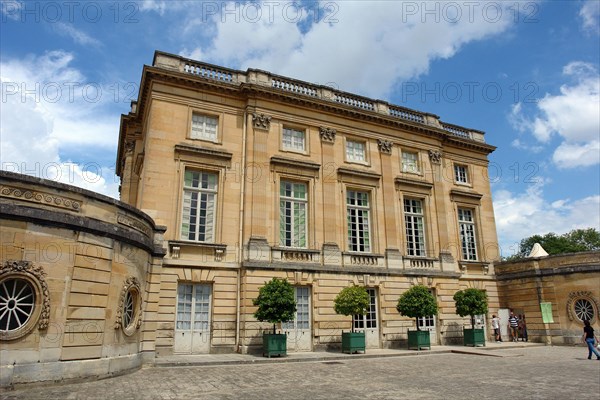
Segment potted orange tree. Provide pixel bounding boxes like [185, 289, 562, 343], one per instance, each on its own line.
[453, 288, 488, 347]
[253, 277, 296, 357]
[397, 285, 438, 350]
[334, 285, 370, 354]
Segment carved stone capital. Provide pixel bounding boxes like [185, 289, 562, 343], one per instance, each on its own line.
[377, 139, 393, 154]
[319, 127, 336, 143]
[124, 140, 135, 155]
[252, 113, 272, 130]
[429, 150, 442, 164]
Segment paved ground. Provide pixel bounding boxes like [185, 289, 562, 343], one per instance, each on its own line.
[1, 345, 599, 399]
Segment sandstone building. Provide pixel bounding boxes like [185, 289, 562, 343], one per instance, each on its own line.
[116, 51, 501, 356]
[1, 51, 598, 387]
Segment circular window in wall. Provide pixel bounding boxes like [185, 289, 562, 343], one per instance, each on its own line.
[115, 277, 142, 336]
[0, 261, 50, 341]
[567, 291, 599, 324]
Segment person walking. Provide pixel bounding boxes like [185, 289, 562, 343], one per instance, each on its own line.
[582, 320, 600, 360]
[508, 311, 519, 342]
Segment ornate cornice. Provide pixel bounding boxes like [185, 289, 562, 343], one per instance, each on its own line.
[0, 185, 81, 212]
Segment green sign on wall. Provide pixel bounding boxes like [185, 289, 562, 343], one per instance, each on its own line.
[540, 302, 554, 323]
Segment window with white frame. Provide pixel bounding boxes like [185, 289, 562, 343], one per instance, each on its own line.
[347, 190, 371, 252]
[279, 181, 307, 248]
[454, 164, 469, 184]
[282, 127, 305, 151]
[181, 170, 218, 242]
[404, 198, 426, 257]
[458, 208, 477, 261]
[190, 113, 218, 142]
[402, 151, 419, 173]
[346, 140, 366, 162]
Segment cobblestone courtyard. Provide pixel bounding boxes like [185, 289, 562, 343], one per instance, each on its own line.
[1, 346, 599, 400]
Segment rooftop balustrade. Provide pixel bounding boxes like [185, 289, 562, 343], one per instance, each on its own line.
[153, 51, 485, 142]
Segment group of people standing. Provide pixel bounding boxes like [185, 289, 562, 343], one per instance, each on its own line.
[490, 310, 600, 361]
[491, 311, 527, 342]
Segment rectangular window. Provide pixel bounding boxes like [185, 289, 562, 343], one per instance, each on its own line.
[458, 208, 478, 261]
[404, 198, 426, 257]
[347, 190, 371, 252]
[191, 113, 218, 142]
[346, 140, 366, 162]
[454, 164, 469, 184]
[402, 151, 419, 173]
[279, 181, 307, 248]
[282, 127, 305, 151]
[181, 170, 217, 242]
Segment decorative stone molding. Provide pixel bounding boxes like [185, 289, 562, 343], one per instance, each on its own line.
[0, 185, 81, 212]
[252, 113, 272, 130]
[319, 127, 336, 143]
[566, 291, 599, 324]
[428, 150, 442, 164]
[115, 276, 142, 336]
[0, 260, 50, 341]
[124, 140, 136, 155]
[377, 139, 393, 154]
[117, 213, 152, 238]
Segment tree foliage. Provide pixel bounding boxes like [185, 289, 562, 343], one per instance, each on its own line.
[253, 278, 296, 334]
[334, 286, 369, 332]
[506, 228, 600, 260]
[453, 288, 488, 329]
[396, 285, 438, 330]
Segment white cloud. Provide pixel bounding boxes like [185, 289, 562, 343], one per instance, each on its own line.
[177, 1, 524, 98]
[0, 51, 120, 198]
[509, 61, 600, 168]
[53, 23, 102, 47]
[493, 181, 600, 257]
[580, 0, 600, 34]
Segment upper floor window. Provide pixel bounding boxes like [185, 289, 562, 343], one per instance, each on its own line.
[181, 170, 218, 242]
[279, 181, 307, 248]
[402, 151, 419, 173]
[347, 190, 371, 252]
[191, 113, 218, 142]
[404, 198, 426, 257]
[454, 164, 469, 184]
[346, 140, 366, 162]
[282, 127, 305, 152]
[458, 208, 477, 261]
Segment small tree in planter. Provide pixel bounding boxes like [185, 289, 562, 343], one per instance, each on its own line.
[253, 277, 296, 357]
[453, 288, 488, 347]
[334, 285, 370, 354]
[396, 285, 438, 350]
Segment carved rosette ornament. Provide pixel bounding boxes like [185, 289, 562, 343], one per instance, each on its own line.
[252, 113, 272, 130]
[115, 276, 143, 336]
[428, 150, 442, 164]
[0, 260, 50, 341]
[377, 139, 393, 155]
[566, 291, 599, 324]
[319, 127, 336, 143]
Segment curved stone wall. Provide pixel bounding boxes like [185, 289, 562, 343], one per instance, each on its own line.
[0, 171, 165, 387]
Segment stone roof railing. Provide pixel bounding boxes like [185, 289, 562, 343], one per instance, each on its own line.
[153, 51, 486, 143]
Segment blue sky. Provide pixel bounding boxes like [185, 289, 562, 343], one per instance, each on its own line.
[1, 0, 599, 256]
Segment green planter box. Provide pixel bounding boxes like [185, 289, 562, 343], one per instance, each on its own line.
[341, 331, 366, 354]
[463, 328, 486, 347]
[263, 333, 287, 357]
[407, 330, 431, 350]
